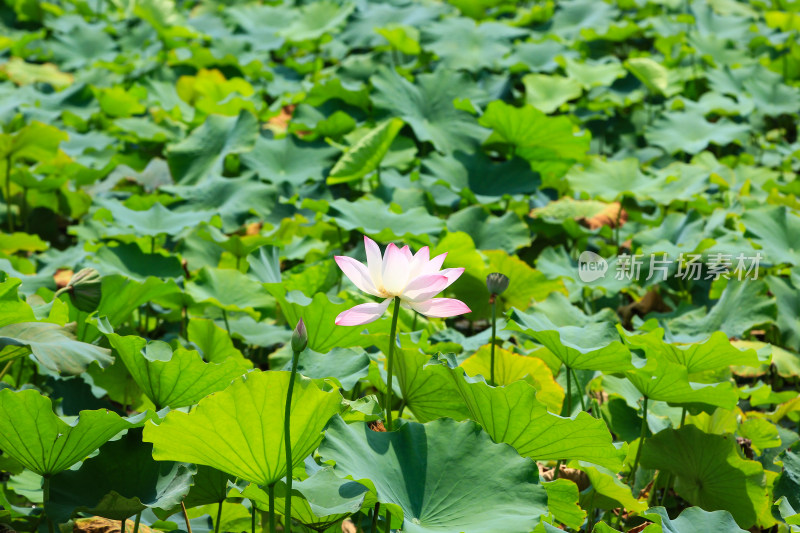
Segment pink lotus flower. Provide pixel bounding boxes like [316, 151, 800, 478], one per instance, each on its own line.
[334, 237, 471, 326]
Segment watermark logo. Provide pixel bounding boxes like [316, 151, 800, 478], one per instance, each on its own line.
[578, 251, 609, 282]
[576, 251, 763, 282]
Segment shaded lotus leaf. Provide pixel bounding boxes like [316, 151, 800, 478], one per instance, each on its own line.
[240, 136, 338, 187]
[106, 333, 249, 410]
[0, 322, 113, 374]
[570, 461, 646, 513]
[0, 388, 154, 476]
[639, 425, 770, 529]
[143, 371, 342, 486]
[319, 416, 549, 533]
[167, 110, 259, 185]
[542, 479, 585, 530]
[47, 429, 195, 523]
[92, 199, 216, 239]
[185, 266, 273, 317]
[241, 467, 369, 530]
[325, 197, 444, 246]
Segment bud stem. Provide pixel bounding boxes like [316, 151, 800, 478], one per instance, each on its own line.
[490, 298, 497, 387]
[629, 396, 649, 490]
[283, 344, 302, 533]
[385, 297, 402, 431]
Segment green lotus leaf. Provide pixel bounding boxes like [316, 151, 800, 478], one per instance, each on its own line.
[522, 74, 583, 114]
[97, 276, 180, 330]
[543, 479, 585, 530]
[319, 416, 549, 533]
[741, 206, 800, 266]
[47, 429, 195, 523]
[641, 506, 748, 533]
[92, 199, 216, 238]
[618, 328, 760, 374]
[185, 266, 273, 317]
[240, 136, 338, 187]
[460, 344, 563, 413]
[90, 243, 184, 281]
[623, 359, 739, 412]
[186, 318, 251, 365]
[446, 206, 530, 253]
[507, 307, 633, 372]
[285, 347, 370, 391]
[277, 1, 354, 42]
[370, 67, 488, 154]
[424, 17, 525, 71]
[0, 322, 113, 374]
[106, 333, 249, 410]
[241, 467, 369, 530]
[479, 101, 590, 184]
[639, 425, 770, 529]
[325, 197, 444, 246]
[645, 111, 749, 155]
[143, 370, 342, 487]
[328, 118, 404, 184]
[774, 449, 800, 523]
[570, 461, 646, 513]
[0, 388, 154, 476]
[561, 56, 625, 89]
[624, 57, 669, 94]
[167, 110, 259, 185]
[0, 278, 36, 327]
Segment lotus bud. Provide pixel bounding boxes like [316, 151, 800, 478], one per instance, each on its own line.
[291, 319, 308, 353]
[486, 272, 509, 296]
[60, 268, 102, 312]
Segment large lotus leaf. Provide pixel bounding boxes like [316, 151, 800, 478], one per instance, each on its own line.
[143, 371, 342, 487]
[446, 206, 530, 253]
[419, 150, 541, 199]
[167, 110, 259, 185]
[642, 506, 748, 533]
[241, 467, 369, 530]
[522, 74, 583, 114]
[182, 465, 235, 509]
[741, 206, 800, 266]
[240, 136, 338, 187]
[319, 416, 549, 533]
[106, 333, 248, 410]
[618, 328, 760, 374]
[0, 322, 113, 374]
[741, 76, 800, 117]
[479, 101, 590, 184]
[561, 56, 625, 89]
[423, 18, 527, 71]
[507, 307, 633, 372]
[328, 118, 404, 184]
[570, 462, 646, 512]
[370, 67, 488, 153]
[0, 388, 154, 476]
[266, 288, 386, 353]
[97, 276, 180, 330]
[163, 175, 291, 232]
[90, 243, 184, 281]
[623, 359, 739, 412]
[639, 425, 770, 529]
[277, 1, 354, 41]
[645, 111, 749, 155]
[186, 318, 251, 365]
[47, 429, 194, 523]
[185, 266, 273, 317]
[774, 449, 800, 523]
[445, 367, 625, 470]
[325, 197, 444, 245]
[460, 344, 563, 413]
[285, 347, 370, 391]
[658, 280, 776, 343]
[548, 0, 617, 40]
[93, 199, 216, 238]
[542, 479, 585, 530]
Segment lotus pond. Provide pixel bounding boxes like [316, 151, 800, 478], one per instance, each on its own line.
[1, 0, 800, 532]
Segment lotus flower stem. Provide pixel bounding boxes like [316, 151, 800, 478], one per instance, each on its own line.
[250, 499, 256, 533]
[284, 319, 306, 533]
[181, 501, 193, 533]
[214, 501, 223, 533]
[267, 484, 276, 533]
[384, 510, 391, 532]
[385, 298, 401, 431]
[370, 503, 380, 532]
[132, 512, 142, 533]
[629, 396, 649, 488]
[42, 476, 54, 533]
[489, 298, 497, 386]
[571, 367, 586, 411]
